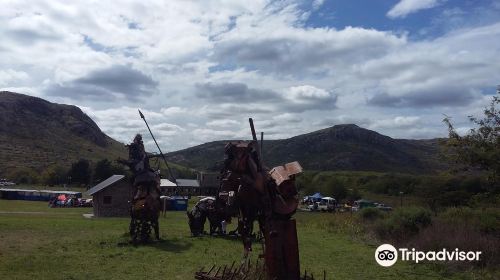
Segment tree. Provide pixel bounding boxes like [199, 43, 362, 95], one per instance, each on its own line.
[323, 177, 348, 201]
[69, 159, 91, 185]
[346, 188, 361, 201]
[94, 159, 125, 183]
[7, 167, 40, 184]
[41, 165, 68, 186]
[443, 86, 500, 191]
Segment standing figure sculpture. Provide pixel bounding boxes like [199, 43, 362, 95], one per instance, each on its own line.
[119, 134, 162, 243]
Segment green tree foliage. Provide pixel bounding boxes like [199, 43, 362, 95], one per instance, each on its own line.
[41, 165, 68, 186]
[347, 187, 362, 201]
[362, 173, 417, 195]
[375, 207, 432, 242]
[443, 87, 500, 190]
[327, 178, 348, 201]
[6, 167, 39, 184]
[93, 159, 125, 183]
[69, 159, 91, 185]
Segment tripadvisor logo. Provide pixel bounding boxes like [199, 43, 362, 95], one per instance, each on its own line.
[375, 244, 482, 267]
[375, 244, 398, 267]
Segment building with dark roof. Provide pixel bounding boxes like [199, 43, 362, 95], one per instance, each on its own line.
[160, 172, 219, 196]
[86, 175, 132, 217]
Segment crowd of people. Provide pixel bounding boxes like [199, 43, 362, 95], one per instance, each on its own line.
[48, 194, 92, 208]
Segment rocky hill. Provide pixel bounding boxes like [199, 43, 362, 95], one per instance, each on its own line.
[166, 124, 446, 174]
[0, 91, 127, 175]
[0, 91, 447, 178]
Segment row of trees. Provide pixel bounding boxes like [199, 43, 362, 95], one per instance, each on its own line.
[6, 159, 126, 187]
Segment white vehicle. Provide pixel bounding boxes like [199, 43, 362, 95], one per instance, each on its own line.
[317, 197, 336, 212]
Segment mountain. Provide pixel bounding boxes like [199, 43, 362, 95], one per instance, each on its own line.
[165, 124, 447, 174]
[0, 91, 127, 175]
[0, 91, 447, 177]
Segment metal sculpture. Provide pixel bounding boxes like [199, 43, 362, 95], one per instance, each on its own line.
[119, 110, 178, 243]
[198, 118, 304, 280]
[187, 197, 224, 236]
[119, 134, 161, 243]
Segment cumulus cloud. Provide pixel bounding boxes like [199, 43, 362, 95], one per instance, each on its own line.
[45, 65, 158, 101]
[282, 85, 337, 111]
[387, 0, 444, 19]
[1, 0, 499, 150]
[161, 106, 187, 116]
[213, 26, 406, 76]
[195, 82, 280, 103]
[207, 119, 241, 128]
[0, 70, 29, 86]
[196, 82, 336, 113]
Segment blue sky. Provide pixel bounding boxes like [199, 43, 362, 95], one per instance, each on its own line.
[1, 0, 499, 151]
[308, 0, 500, 38]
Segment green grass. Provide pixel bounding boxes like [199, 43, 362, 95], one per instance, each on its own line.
[0, 200, 495, 280]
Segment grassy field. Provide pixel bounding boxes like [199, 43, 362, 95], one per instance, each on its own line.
[0, 200, 494, 280]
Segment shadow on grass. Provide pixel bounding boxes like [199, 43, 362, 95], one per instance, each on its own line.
[116, 238, 193, 253]
[191, 232, 263, 245]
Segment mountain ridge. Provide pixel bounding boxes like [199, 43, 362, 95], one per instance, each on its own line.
[165, 123, 446, 173]
[0, 91, 446, 177]
[0, 91, 127, 175]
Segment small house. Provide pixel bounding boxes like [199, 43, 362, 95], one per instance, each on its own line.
[86, 175, 133, 217]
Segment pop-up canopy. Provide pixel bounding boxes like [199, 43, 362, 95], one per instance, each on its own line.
[310, 192, 323, 199]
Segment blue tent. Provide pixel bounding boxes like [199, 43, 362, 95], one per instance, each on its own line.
[304, 192, 323, 203]
[310, 192, 323, 199]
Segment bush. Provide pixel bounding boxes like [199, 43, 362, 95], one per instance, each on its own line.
[6, 167, 39, 184]
[410, 222, 500, 269]
[375, 207, 432, 243]
[440, 207, 500, 234]
[358, 207, 385, 221]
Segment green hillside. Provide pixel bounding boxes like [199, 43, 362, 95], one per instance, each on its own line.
[166, 124, 447, 173]
[0, 91, 126, 177]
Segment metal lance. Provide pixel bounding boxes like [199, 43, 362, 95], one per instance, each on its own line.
[248, 118, 263, 171]
[138, 109, 178, 187]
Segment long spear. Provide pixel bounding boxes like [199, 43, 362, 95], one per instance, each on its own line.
[138, 109, 177, 185]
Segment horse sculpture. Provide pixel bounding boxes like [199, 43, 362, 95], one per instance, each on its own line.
[119, 134, 162, 243]
[206, 119, 303, 279]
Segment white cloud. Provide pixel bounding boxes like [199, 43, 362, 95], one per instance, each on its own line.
[387, 0, 443, 19]
[0, 70, 28, 86]
[370, 116, 421, 129]
[286, 85, 330, 100]
[207, 119, 241, 128]
[161, 106, 187, 116]
[1, 0, 499, 151]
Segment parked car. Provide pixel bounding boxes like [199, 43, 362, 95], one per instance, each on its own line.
[307, 202, 319, 211]
[317, 197, 336, 212]
[375, 203, 393, 211]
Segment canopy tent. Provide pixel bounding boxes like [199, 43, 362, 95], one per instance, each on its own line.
[303, 192, 324, 203]
[310, 193, 323, 199]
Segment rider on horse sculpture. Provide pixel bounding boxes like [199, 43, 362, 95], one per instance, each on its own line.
[119, 134, 162, 242]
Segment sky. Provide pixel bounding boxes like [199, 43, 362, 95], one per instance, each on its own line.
[1, 0, 500, 151]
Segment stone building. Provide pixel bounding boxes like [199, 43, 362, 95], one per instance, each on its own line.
[86, 175, 133, 217]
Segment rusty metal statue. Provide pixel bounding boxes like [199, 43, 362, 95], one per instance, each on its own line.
[187, 197, 225, 236]
[119, 133, 161, 243]
[199, 118, 303, 280]
[119, 110, 178, 243]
